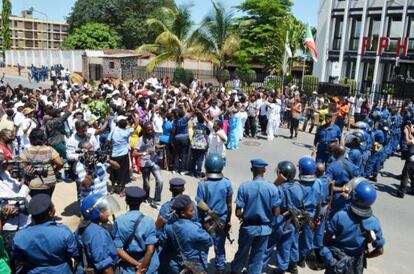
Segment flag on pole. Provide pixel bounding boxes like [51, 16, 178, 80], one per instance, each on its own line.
[304, 25, 318, 62]
[283, 33, 292, 74]
[285, 40, 292, 58]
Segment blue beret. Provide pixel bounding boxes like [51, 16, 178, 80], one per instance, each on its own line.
[172, 195, 192, 212]
[125, 187, 146, 200]
[28, 194, 51, 216]
[251, 158, 268, 168]
[169, 178, 186, 188]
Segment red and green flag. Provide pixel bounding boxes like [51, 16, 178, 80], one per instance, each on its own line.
[304, 25, 318, 62]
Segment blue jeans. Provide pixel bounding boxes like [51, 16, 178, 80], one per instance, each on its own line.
[190, 149, 206, 177]
[231, 230, 269, 274]
[275, 223, 297, 271]
[141, 164, 164, 202]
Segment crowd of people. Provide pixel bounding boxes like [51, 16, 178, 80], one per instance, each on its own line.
[0, 71, 412, 274]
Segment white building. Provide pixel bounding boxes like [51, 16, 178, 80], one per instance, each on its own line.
[314, 0, 414, 93]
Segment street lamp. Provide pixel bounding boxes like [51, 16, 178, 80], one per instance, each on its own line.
[29, 7, 49, 49]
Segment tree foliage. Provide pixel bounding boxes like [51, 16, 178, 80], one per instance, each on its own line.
[66, 0, 176, 49]
[173, 67, 194, 86]
[137, 5, 201, 72]
[62, 23, 121, 50]
[235, 0, 306, 73]
[1, 0, 12, 51]
[190, 1, 239, 70]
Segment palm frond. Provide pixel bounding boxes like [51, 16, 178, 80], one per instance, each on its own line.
[145, 52, 175, 72]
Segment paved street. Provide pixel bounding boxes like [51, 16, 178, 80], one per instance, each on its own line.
[51, 127, 412, 274]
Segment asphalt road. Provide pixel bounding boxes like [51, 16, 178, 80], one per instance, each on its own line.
[52, 127, 411, 274]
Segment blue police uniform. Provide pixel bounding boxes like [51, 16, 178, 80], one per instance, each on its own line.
[346, 148, 362, 173]
[391, 114, 402, 153]
[75, 223, 117, 273]
[273, 181, 304, 271]
[12, 221, 78, 274]
[231, 159, 281, 274]
[196, 177, 233, 271]
[314, 124, 341, 164]
[298, 178, 324, 260]
[326, 157, 359, 216]
[365, 129, 385, 178]
[320, 206, 385, 274]
[113, 211, 159, 274]
[160, 218, 213, 274]
[313, 175, 331, 249]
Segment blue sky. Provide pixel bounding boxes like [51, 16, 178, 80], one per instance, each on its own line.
[2, 0, 318, 26]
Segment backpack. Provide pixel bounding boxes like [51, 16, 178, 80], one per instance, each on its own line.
[191, 124, 208, 150]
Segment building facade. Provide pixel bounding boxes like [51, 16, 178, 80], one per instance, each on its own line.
[314, 0, 414, 93]
[0, 10, 68, 50]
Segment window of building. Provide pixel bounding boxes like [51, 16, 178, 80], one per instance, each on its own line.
[407, 17, 414, 52]
[349, 16, 362, 51]
[368, 16, 381, 52]
[109, 62, 115, 69]
[387, 15, 403, 52]
[345, 60, 356, 79]
[332, 17, 343, 50]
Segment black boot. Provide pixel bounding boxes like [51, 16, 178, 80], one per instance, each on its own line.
[287, 262, 298, 274]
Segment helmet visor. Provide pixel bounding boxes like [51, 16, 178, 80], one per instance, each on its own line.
[92, 196, 121, 216]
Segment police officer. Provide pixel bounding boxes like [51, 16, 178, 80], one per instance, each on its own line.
[326, 145, 359, 217]
[76, 194, 118, 273]
[320, 181, 385, 273]
[390, 107, 402, 155]
[231, 159, 281, 274]
[272, 161, 303, 274]
[160, 194, 213, 274]
[365, 121, 385, 182]
[112, 187, 159, 274]
[313, 113, 342, 164]
[344, 131, 364, 173]
[297, 157, 325, 268]
[354, 121, 372, 177]
[12, 194, 79, 273]
[196, 153, 233, 274]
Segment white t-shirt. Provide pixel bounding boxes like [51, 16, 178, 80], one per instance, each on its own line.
[13, 111, 25, 137]
[152, 114, 164, 134]
[259, 99, 268, 116]
[355, 97, 363, 114]
[209, 106, 221, 119]
[87, 128, 101, 151]
[207, 121, 227, 158]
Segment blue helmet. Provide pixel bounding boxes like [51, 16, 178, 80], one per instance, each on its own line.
[371, 111, 382, 122]
[350, 181, 377, 218]
[81, 194, 109, 221]
[364, 117, 373, 128]
[298, 156, 316, 182]
[277, 161, 296, 181]
[205, 153, 224, 179]
[354, 121, 369, 131]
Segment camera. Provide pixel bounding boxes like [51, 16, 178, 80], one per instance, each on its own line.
[0, 198, 28, 219]
[77, 148, 110, 175]
[4, 159, 48, 180]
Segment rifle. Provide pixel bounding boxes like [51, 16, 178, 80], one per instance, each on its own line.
[198, 201, 234, 244]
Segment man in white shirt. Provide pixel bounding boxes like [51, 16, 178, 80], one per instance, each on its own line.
[258, 93, 269, 135]
[207, 120, 227, 162]
[0, 152, 30, 255]
[354, 95, 363, 122]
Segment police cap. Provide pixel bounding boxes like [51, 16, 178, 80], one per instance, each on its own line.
[28, 194, 52, 216]
[250, 159, 268, 168]
[172, 194, 192, 212]
[125, 187, 146, 200]
[169, 178, 186, 188]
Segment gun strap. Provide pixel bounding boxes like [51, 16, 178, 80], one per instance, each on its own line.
[124, 214, 145, 250]
[338, 159, 353, 180]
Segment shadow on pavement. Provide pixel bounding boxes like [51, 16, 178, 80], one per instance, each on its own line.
[61, 201, 81, 217]
[380, 171, 401, 180]
[374, 183, 400, 198]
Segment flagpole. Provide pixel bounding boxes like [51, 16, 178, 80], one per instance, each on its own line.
[301, 47, 307, 91]
[281, 31, 289, 96]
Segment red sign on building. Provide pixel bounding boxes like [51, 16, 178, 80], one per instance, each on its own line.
[361, 36, 408, 57]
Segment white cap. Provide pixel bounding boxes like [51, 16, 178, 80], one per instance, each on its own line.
[116, 115, 127, 122]
[113, 90, 120, 96]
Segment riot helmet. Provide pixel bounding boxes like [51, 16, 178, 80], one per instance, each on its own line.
[205, 153, 224, 179]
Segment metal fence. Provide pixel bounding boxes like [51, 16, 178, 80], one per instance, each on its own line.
[125, 66, 217, 83]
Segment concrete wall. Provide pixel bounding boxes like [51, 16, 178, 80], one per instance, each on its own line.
[102, 58, 123, 79]
[4, 49, 102, 72]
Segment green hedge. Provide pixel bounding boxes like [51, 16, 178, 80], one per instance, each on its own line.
[303, 75, 319, 94]
[173, 67, 194, 86]
[339, 78, 357, 95]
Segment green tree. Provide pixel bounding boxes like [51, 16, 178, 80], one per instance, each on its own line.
[236, 0, 294, 72]
[190, 1, 239, 70]
[1, 0, 12, 51]
[62, 23, 121, 49]
[66, 0, 176, 49]
[138, 5, 200, 72]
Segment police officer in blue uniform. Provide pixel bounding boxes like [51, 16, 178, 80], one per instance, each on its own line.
[196, 153, 233, 274]
[344, 131, 364, 173]
[12, 194, 79, 273]
[326, 145, 359, 217]
[314, 113, 342, 164]
[155, 178, 198, 232]
[320, 181, 385, 274]
[365, 124, 385, 182]
[272, 161, 303, 274]
[112, 187, 159, 274]
[75, 194, 118, 274]
[230, 159, 281, 274]
[297, 157, 324, 268]
[160, 194, 213, 274]
[390, 107, 402, 155]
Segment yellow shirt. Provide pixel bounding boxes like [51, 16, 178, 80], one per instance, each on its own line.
[319, 109, 329, 126]
[129, 126, 142, 149]
[0, 116, 14, 131]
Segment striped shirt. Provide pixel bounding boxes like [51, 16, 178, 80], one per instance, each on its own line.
[75, 162, 108, 202]
[21, 146, 59, 190]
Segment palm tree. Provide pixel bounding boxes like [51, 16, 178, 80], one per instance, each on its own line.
[137, 5, 199, 72]
[190, 1, 239, 70]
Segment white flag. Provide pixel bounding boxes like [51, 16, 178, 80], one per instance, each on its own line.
[285, 41, 292, 58]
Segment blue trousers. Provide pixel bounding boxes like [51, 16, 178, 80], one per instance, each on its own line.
[213, 230, 226, 271]
[316, 147, 330, 164]
[365, 151, 381, 177]
[275, 223, 298, 271]
[190, 149, 206, 177]
[299, 223, 315, 259]
[263, 218, 284, 267]
[231, 230, 269, 274]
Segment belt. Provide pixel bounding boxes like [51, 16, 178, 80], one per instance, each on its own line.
[242, 220, 271, 226]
